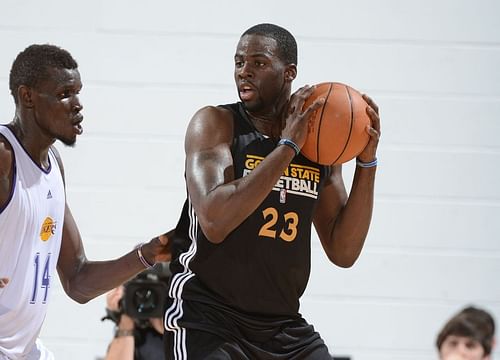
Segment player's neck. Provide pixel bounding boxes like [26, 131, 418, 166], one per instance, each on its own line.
[245, 106, 286, 140]
[246, 113, 281, 139]
[9, 115, 51, 169]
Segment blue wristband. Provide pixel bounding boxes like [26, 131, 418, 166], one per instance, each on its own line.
[278, 138, 300, 156]
[356, 157, 378, 168]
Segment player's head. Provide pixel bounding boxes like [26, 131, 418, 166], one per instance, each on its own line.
[10, 44, 78, 105]
[10, 44, 83, 146]
[437, 306, 496, 360]
[235, 24, 297, 114]
[241, 23, 297, 66]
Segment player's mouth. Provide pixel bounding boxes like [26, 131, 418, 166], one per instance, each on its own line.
[239, 85, 256, 101]
[72, 115, 83, 135]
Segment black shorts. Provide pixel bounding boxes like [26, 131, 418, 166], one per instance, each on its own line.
[164, 318, 332, 360]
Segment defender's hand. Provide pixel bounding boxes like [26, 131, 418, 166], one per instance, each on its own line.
[0, 278, 9, 288]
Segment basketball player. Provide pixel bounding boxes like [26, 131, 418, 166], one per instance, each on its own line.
[164, 23, 380, 359]
[0, 44, 172, 360]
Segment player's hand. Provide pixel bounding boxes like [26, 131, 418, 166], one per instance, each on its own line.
[106, 286, 124, 311]
[143, 229, 174, 264]
[282, 85, 325, 149]
[0, 278, 9, 288]
[357, 94, 380, 163]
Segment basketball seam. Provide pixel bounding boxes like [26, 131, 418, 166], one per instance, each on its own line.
[332, 85, 354, 165]
[317, 83, 333, 163]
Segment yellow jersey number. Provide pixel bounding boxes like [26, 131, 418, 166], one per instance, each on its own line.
[258, 207, 299, 242]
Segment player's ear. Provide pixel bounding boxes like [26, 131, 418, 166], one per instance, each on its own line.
[284, 65, 297, 82]
[18, 85, 34, 108]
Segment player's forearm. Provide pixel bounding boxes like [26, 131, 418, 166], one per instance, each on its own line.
[194, 145, 295, 243]
[324, 166, 376, 267]
[59, 251, 145, 304]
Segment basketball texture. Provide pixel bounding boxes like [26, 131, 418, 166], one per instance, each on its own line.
[301, 82, 370, 165]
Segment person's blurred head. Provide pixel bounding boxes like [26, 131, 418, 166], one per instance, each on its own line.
[437, 306, 496, 360]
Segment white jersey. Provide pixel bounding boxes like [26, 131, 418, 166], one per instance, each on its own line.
[0, 125, 65, 359]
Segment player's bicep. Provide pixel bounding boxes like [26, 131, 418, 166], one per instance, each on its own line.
[57, 203, 86, 287]
[186, 145, 233, 197]
[0, 137, 14, 208]
[184, 107, 234, 203]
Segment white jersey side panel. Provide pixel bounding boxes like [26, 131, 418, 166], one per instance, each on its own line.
[0, 125, 65, 359]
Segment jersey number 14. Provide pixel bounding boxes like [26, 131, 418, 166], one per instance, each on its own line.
[30, 252, 51, 304]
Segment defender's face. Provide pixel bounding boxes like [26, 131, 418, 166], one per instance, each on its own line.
[234, 34, 288, 115]
[440, 335, 488, 360]
[31, 67, 83, 146]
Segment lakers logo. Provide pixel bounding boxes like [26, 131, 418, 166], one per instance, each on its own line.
[40, 217, 57, 241]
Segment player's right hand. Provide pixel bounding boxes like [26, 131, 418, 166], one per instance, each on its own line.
[281, 85, 324, 149]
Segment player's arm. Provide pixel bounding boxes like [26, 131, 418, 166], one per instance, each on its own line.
[0, 136, 14, 210]
[0, 136, 14, 287]
[184, 106, 293, 243]
[312, 94, 380, 268]
[51, 146, 172, 303]
[185, 89, 323, 244]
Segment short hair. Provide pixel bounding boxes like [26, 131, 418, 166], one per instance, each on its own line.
[436, 306, 495, 355]
[241, 23, 298, 65]
[9, 44, 78, 104]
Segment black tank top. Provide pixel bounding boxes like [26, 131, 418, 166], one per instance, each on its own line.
[168, 102, 330, 318]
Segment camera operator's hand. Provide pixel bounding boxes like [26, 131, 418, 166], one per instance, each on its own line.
[105, 286, 135, 360]
[142, 229, 174, 265]
[106, 286, 134, 330]
[106, 286, 124, 312]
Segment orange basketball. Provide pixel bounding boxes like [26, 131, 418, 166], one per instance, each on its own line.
[301, 82, 371, 165]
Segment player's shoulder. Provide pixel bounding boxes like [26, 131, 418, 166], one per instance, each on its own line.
[194, 105, 233, 121]
[49, 145, 66, 180]
[0, 129, 12, 145]
[189, 105, 235, 132]
[0, 132, 14, 156]
[185, 105, 236, 148]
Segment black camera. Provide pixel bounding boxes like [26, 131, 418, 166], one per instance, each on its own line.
[121, 262, 171, 320]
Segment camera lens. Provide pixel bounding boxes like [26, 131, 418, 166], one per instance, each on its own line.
[133, 287, 159, 314]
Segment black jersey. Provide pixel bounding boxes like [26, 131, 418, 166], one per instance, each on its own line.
[165, 102, 330, 339]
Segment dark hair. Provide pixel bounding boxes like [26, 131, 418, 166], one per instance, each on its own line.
[242, 23, 297, 65]
[9, 44, 78, 104]
[436, 306, 495, 355]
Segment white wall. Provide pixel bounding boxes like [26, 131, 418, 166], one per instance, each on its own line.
[1, 0, 499, 359]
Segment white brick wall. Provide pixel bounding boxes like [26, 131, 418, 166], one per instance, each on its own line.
[1, 0, 499, 359]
